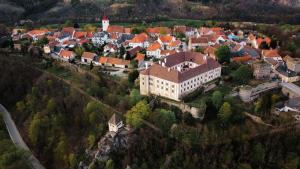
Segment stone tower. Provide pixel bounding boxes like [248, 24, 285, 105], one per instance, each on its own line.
[102, 16, 109, 32]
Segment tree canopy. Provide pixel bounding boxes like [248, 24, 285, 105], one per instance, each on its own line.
[126, 100, 150, 128]
[216, 45, 231, 63]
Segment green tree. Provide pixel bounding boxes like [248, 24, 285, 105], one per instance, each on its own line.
[238, 163, 252, 169]
[154, 109, 176, 133]
[126, 100, 150, 128]
[212, 91, 223, 109]
[16, 101, 26, 112]
[28, 113, 48, 145]
[55, 136, 68, 163]
[252, 143, 265, 168]
[218, 102, 232, 123]
[74, 46, 85, 59]
[87, 134, 96, 148]
[105, 159, 115, 169]
[216, 45, 231, 63]
[128, 70, 139, 84]
[35, 36, 49, 47]
[46, 98, 56, 113]
[68, 153, 77, 169]
[129, 89, 142, 106]
[231, 65, 252, 84]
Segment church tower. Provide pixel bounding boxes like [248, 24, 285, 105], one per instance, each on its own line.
[102, 16, 109, 32]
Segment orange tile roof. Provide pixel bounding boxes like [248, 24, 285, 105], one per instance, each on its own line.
[204, 46, 217, 55]
[62, 27, 75, 34]
[82, 52, 96, 59]
[169, 40, 181, 47]
[262, 49, 281, 58]
[161, 50, 177, 56]
[60, 50, 74, 58]
[99, 57, 130, 65]
[159, 35, 174, 43]
[147, 27, 171, 34]
[27, 29, 48, 36]
[125, 28, 131, 34]
[147, 42, 161, 51]
[107, 25, 125, 34]
[129, 33, 148, 43]
[74, 31, 87, 39]
[135, 53, 145, 62]
[174, 25, 187, 34]
[232, 55, 252, 62]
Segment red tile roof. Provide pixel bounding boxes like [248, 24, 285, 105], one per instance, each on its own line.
[99, 57, 130, 66]
[74, 31, 87, 39]
[262, 49, 281, 58]
[147, 42, 161, 51]
[129, 33, 148, 43]
[135, 53, 145, 62]
[107, 25, 125, 34]
[59, 50, 74, 58]
[159, 35, 175, 43]
[82, 52, 96, 59]
[147, 27, 171, 35]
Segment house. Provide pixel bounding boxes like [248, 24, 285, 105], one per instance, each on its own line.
[284, 55, 300, 73]
[127, 46, 143, 58]
[98, 57, 130, 68]
[160, 50, 177, 58]
[104, 43, 118, 53]
[204, 46, 217, 60]
[140, 52, 221, 101]
[81, 52, 96, 63]
[27, 29, 49, 41]
[107, 25, 125, 35]
[167, 40, 181, 51]
[108, 113, 123, 133]
[158, 35, 176, 46]
[58, 49, 75, 61]
[247, 33, 271, 49]
[262, 49, 282, 62]
[188, 37, 209, 50]
[92, 32, 109, 45]
[147, 27, 171, 37]
[274, 64, 300, 83]
[135, 53, 145, 67]
[73, 31, 87, 40]
[128, 33, 149, 48]
[43, 45, 51, 54]
[146, 42, 162, 58]
[252, 61, 272, 80]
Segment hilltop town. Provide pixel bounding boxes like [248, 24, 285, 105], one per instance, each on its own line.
[1, 17, 300, 169]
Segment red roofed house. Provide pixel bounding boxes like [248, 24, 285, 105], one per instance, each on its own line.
[27, 29, 49, 41]
[128, 33, 149, 48]
[135, 53, 145, 66]
[81, 52, 97, 63]
[146, 41, 162, 58]
[59, 49, 75, 61]
[140, 52, 221, 101]
[158, 35, 176, 46]
[147, 27, 171, 37]
[204, 46, 217, 60]
[98, 57, 130, 68]
[188, 37, 209, 50]
[167, 40, 181, 51]
[262, 49, 282, 62]
[73, 31, 87, 40]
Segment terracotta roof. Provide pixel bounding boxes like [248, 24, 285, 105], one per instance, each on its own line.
[135, 53, 145, 62]
[125, 28, 131, 34]
[161, 50, 177, 56]
[141, 52, 221, 83]
[107, 25, 125, 34]
[204, 46, 217, 55]
[62, 27, 75, 35]
[74, 31, 87, 39]
[27, 29, 48, 36]
[59, 50, 74, 58]
[82, 52, 96, 59]
[191, 37, 209, 44]
[99, 57, 130, 65]
[169, 40, 181, 47]
[174, 25, 187, 34]
[159, 35, 175, 43]
[129, 33, 148, 43]
[232, 55, 252, 62]
[147, 27, 171, 35]
[147, 42, 161, 51]
[262, 49, 281, 58]
[128, 46, 143, 56]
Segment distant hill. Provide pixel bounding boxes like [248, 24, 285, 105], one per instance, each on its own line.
[1, 0, 300, 24]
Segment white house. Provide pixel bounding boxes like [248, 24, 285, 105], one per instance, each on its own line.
[81, 52, 96, 63]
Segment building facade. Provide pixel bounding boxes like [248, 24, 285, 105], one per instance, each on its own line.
[140, 52, 221, 101]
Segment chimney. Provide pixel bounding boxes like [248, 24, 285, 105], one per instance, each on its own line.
[162, 62, 165, 67]
[145, 62, 148, 69]
[168, 68, 170, 72]
[177, 66, 181, 72]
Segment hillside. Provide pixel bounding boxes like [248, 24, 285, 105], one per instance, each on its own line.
[1, 0, 300, 24]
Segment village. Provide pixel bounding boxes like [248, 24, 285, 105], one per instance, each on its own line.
[6, 16, 300, 169]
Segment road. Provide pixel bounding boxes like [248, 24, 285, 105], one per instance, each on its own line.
[0, 104, 46, 169]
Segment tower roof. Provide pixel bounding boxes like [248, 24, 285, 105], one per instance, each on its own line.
[102, 15, 109, 21]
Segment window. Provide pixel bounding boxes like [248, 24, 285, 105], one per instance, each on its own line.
[172, 90, 174, 93]
[172, 85, 175, 88]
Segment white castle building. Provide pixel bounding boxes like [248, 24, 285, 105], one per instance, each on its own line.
[140, 52, 221, 101]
